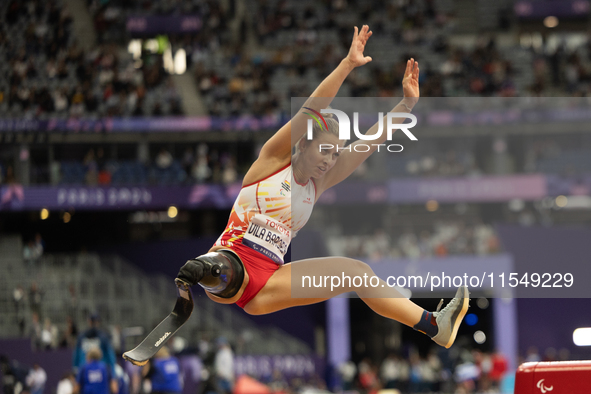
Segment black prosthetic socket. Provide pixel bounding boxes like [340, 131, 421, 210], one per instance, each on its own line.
[177, 258, 219, 286]
[177, 250, 244, 299]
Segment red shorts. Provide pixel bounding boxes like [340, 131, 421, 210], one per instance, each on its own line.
[225, 242, 280, 309]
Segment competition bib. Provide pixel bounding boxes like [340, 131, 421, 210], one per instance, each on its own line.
[242, 214, 290, 264]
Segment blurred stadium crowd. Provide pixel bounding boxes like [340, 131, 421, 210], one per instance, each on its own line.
[44, 145, 240, 186]
[337, 349, 511, 394]
[2, 135, 590, 188]
[3, 304, 574, 394]
[1, 0, 182, 119]
[327, 221, 500, 260]
[2, 0, 591, 120]
[3, 0, 591, 190]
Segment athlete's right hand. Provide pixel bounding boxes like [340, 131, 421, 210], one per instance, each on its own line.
[402, 58, 420, 107]
[177, 259, 205, 286]
[344, 25, 373, 68]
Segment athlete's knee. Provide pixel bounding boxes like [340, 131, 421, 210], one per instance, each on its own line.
[176, 250, 245, 298]
[341, 257, 374, 276]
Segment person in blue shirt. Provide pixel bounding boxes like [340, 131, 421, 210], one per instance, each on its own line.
[113, 365, 130, 394]
[142, 347, 182, 394]
[76, 347, 118, 394]
[73, 314, 116, 376]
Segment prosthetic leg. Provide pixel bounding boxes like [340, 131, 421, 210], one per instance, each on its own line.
[178, 249, 245, 298]
[123, 250, 245, 366]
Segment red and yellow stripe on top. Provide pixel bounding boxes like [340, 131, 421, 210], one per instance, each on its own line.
[213, 163, 316, 263]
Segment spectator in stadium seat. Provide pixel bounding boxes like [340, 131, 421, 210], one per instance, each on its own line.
[380, 353, 409, 390]
[337, 360, 356, 391]
[156, 148, 173, 170]
[152, 103, 163, 116]
[13, 284, 25, 336]
[358, 358, 378, 392]
[29, 312, 43, 351]
[191, 144, 211, 183]
[97, 147, 112, 184]
[1, 166, 24, 206]
[221, 156, 238, 185]
[181, 147, 194, 178]
[24, 240, 43, 267]
[488, 351, 508, 390]
[29, 282, 43, 317]
[84, 150, 99, 186]
[59, 316, 78, 349]
[40, 318, 57, 350]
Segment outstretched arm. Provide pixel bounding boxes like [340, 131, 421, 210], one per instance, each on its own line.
[258, 25, 373, 163]
[318, 58, 420, 192]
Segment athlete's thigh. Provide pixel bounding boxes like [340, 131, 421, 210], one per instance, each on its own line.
[243, 262, 317, 315]
[243, 256, 365, 315]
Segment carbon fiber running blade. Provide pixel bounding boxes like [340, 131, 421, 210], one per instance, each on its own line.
[122, 279, 193, 366]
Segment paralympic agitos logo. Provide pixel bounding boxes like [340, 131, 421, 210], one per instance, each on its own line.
[303, 107, 417, 153]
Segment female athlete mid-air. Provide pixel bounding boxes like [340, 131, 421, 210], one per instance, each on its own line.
[177, 25, 469, 348]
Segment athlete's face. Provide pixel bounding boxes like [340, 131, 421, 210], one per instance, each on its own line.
[300, 133, 343, 178]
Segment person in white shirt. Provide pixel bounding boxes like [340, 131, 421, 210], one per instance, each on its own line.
[214, 338, 234, 394]
[57, 372, 75, 394]
[26, 364, 47, 394]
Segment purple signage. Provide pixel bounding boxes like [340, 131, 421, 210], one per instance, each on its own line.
[126, 15, 202, 34]
[0, 339, 72, 394]
[234, 355, 325, 380]
[0, 184, 242, 211]
[1, 107, 591, 133]
[316, 181, 388, 205]
[316, 174, 548, 205]
[387, 174, 547, 203]
[0, 115, 288, 133]
[0, 174, 567, 212]
[546, 174, 591, 196]
[515, 0, 590, 18]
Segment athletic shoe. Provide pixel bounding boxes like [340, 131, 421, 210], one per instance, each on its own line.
[431, 286, 470, 348]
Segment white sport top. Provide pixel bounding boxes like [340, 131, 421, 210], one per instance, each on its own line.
[214, 163, 316, 264]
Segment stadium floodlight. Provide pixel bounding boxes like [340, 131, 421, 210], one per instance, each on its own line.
[573, 328, 591, 346]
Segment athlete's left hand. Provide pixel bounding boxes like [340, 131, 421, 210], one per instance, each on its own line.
[402, 58, 420, 107]
[345, 25, 373, 68]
